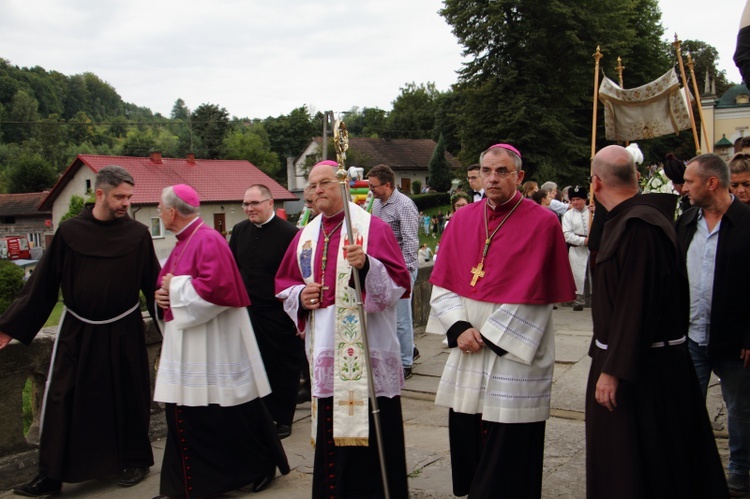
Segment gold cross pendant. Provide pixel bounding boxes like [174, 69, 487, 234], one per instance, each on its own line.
[470, 261, 485, 287]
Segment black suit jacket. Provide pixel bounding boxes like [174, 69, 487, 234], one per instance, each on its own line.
[675, 198, 750, 359]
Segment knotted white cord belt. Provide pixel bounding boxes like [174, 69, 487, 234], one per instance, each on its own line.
[595, 335, 686, 350]
[40, 302, 141, 436]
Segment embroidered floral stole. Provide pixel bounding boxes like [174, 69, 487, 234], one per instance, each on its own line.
[297, 203, 371, 446]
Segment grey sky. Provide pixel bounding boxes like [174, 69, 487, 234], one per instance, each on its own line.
[0, 0, 745, 120]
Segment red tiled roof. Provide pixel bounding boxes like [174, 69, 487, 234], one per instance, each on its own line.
[307, 137, 462, 170]
[0, 192, 51, 216]
[40, 154, 297, 210]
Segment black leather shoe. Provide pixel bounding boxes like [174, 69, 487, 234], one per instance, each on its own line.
[251, 473, 275, 492]
[573, 305, 584, 311]
[277, 423, 292, 439]
[118, 467, 149, 487]
[12, 473, 62, 497]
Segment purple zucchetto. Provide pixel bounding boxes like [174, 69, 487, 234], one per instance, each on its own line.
[488, 143, 522, 159]
[173, 184, 200, 207]
[314, 160, 339, 169]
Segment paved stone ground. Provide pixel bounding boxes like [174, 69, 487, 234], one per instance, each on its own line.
[0, 307, 731, 498]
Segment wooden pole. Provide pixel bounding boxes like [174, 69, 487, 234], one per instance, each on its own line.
[687, 51, 712, 153]
[615, 56, 629, 147]
[591, 46, 603, 161]
[673, 34, 701, 154]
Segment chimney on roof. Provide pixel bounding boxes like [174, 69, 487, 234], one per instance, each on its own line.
[187, 153, 195, 164]
[149, 151, 163, 164]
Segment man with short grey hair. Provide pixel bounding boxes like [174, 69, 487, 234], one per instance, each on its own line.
[0, 165, 161, 496]
[540, 181, 569, 217]
[154, 184, 289, 497]
[677, 153, 750, 497]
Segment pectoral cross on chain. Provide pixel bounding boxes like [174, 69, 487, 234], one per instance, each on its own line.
[470, 260, 485, 287]
[338, 390, 365, 416]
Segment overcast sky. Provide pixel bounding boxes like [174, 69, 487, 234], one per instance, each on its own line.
[0, 0, 745, 120]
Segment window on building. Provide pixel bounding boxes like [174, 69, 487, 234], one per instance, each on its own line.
[151, 217, 164, 238]
[0, 216, 16, 224]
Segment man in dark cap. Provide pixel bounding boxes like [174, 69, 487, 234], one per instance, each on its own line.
[662, 153, 691, 216]
[561, 186, 590, 311]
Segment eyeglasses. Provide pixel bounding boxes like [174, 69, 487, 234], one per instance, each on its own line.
[588, 175, 599, 184]
[242, 198, 271, 208]
[369, 182, 385, 189]
[308, 180, 338, 191]
[481, 168, 516, 178]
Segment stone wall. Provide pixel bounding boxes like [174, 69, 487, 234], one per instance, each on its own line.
[0, 267, 434, 488]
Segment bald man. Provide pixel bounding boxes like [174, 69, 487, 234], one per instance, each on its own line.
[585, 146, 727, 498]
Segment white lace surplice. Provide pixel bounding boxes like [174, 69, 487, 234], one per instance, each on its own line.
[430, 285, 555, 424]
[154, 275, 271, 407]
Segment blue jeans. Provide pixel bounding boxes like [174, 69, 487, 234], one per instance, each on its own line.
[689, 338, 750, 476]
[397, 268, 418, 368]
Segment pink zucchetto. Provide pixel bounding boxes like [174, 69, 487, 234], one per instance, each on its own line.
[488, 143, 522, 159]
[314, 160, 339, 169]
[172, 184, 200, 207]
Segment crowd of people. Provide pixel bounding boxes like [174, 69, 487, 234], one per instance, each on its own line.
[1, 144, 749, 498]
[1, 7, 750, 497]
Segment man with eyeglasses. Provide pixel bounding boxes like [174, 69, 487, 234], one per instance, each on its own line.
[367, 163, 420, 379]
[466, 163, 484, 202]
[428, 143, 575, 498]
[229, 184, 303, 440]
[275, 160, 411, 498]
[586, 146, 727, 498]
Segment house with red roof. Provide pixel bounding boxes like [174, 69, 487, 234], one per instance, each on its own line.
[39, 152, 297, 259]
[287, 137, 463, 203]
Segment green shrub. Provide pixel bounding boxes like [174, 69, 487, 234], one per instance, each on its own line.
[0, 260, 25, 313]
[411, 180, 422, 195]
[409, 192, 451, 211]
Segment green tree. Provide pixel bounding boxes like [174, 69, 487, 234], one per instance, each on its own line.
[441, 0, 670, 184]
[680, 39, 734, 97]
[108, 115, 129, 138]
[264, 106, 318, 184]
[170, 98, 189, 120]
[6, 152, 57, 193]
[37, 113, 67, 169]
[5, 89, 40, 143]
[67, 111, 95, 144]
[0, 260, 25, 313]
[191, 103, 230, 159]
[428, 134, 452, 192]
[61, 194, 86, 221]
[121, 130, 157, 157]
[385, 82, 439, 139]
[223, 123, 281, 176]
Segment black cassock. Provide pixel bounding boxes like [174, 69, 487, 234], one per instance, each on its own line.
[0, 206, 160, 482]
[230, 216, 305, 426]
[585, 194, 728, 499]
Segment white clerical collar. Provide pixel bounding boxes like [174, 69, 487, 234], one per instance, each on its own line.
[254, 212, 275, 228]
[175, 216, 201, 236]
[486, 192, 517, 210]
